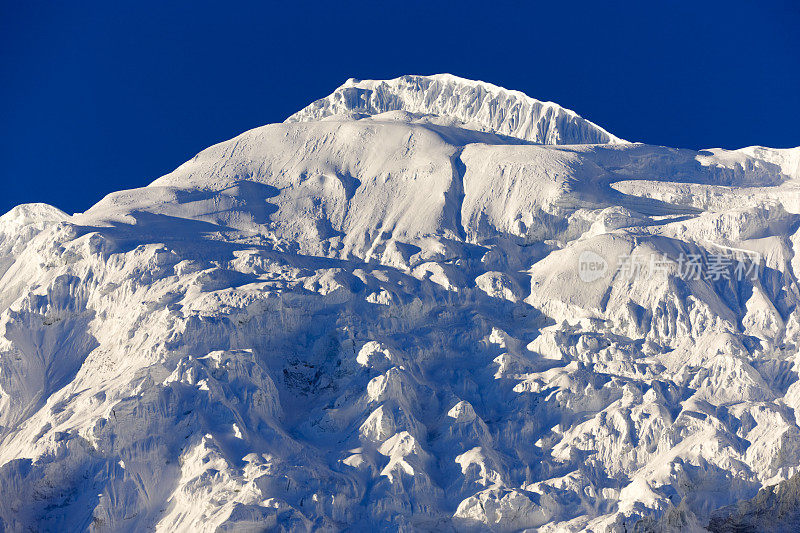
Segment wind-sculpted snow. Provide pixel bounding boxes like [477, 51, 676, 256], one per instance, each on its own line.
[288, 74, 625, 145]
[1, 78, 800, 532]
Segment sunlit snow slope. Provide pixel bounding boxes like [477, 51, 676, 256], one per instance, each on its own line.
[288, 74, 625, 146]
[1, 75, 800, 532]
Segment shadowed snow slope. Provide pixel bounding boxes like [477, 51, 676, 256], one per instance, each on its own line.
[1, 77, 800, 532]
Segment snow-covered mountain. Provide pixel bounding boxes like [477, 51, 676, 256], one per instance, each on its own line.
[1, 74, 800, 532]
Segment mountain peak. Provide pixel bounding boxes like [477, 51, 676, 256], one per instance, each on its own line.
[287, 74, 625, 145]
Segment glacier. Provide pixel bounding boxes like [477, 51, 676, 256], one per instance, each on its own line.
[1, 74, 800, 531]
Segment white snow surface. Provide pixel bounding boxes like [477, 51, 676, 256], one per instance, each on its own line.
[288, 74, 625, 145]
[1, 76, 800, 531]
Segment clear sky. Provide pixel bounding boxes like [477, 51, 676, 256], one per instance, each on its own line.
[2, 0, 799, 215]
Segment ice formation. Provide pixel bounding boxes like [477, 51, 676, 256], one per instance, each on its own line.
[1, 74, 800, 531]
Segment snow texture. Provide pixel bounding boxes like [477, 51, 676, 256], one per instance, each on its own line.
[1, 74, 800, 532]
[288, 74, 625, 146]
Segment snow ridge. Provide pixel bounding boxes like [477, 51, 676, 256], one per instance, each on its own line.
[287, 74, 625, 145]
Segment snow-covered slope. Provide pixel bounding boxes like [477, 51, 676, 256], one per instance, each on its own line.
[706, 470, 800, 532]
[288, 74, 625, 145]
[1, 76, 800, 532]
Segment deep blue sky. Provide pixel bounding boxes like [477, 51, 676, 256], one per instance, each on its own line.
[2, 1, 799, 215]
